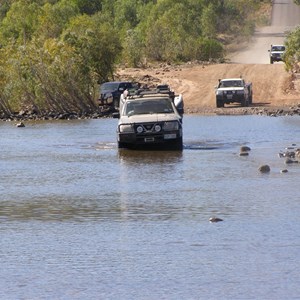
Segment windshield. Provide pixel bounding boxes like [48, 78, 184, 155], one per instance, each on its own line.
[100, 82, 120, 91]
[272, 46, 285, 51]
[219, 80, 242, 88]
[124, 99, 174, 116]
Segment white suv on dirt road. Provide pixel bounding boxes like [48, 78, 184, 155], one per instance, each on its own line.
[269, 44, 285, 64]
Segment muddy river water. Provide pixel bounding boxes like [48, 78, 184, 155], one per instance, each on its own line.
[1, 115, 300, 299]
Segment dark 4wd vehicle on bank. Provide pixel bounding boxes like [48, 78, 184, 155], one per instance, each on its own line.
[113, 86, 184, 150]
[99, 81, 136, 109]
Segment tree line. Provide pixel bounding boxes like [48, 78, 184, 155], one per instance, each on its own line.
[284, 1, 300, 72]
[0, 0, 271, 116]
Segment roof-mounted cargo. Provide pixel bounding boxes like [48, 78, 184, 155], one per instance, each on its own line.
[123, 85, 175, 100]
[118, 84, 184, 117]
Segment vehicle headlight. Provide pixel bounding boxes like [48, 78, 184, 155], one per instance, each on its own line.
[136, 125, 143, 133]
[154, 124, 161, 132]
[163, 121, 179, 131]
[119, 124, 134, 133]
[236, 90, 244, 94]
[104, 92, 112, 99]
[216, 90, 223, 95]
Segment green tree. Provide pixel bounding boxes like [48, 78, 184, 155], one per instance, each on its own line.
[0, 0, 41, 45]
[34, 38, 97, 113]
[122, 29, 144, 67]
[62, 13, 122, 82]
[0, 0, 12, 21]
[114, 0, 139, 32]
[144, 0, 206, 61]
[284, 26, 300, 71]
[0, 38, 98, 114]
[36, 0, 79, 41]
[201, 4, 217, 39]
[71, 0, 102, 15]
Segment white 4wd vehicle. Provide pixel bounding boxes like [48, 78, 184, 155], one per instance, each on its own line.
[113, 86, 184, 150]
[215, 78, 253, 108]
[268, 44, 285, 64]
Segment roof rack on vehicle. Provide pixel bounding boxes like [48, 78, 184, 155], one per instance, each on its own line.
[124, 85, 175, 99]
[119, 84, 184, 115]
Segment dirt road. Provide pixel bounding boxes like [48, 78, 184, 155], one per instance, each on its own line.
[231, 0, 300, 64]
[118, 0, 300, 114]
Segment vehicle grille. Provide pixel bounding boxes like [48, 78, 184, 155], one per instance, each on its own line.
[134, 122, 162, 134]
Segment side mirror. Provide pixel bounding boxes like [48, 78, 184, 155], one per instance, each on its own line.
[174, 94, 184, 114]
[176, 108, 184, 115]
[112, 112, 120, 119]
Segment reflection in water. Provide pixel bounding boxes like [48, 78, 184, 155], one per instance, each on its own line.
[117, 149, 185, 223]
[95, 140, 239, 151]
[118, 148, 183, 164]
[183, 140, 239, 150]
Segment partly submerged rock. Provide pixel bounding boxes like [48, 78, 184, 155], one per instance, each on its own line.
[240, 146, 251, 152]
[16, 122, 25, 127]
[259, 165, 270, 173]
[209, 217, 223, 223]
[295, 149, 300, 160]
[285, 158, 297, 164]
[239, 152, 249, 156]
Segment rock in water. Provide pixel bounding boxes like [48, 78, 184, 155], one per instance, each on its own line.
[209, 217, 223, 223]
[259, 165, 270, 173]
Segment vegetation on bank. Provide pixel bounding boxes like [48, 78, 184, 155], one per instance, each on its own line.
[0, 0, 271, 116]
[282, 0, 300, 73]
[284, 26, 300, 72]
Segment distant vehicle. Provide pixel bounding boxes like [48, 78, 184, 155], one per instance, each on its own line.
[215, 78, 253, 108]
[268, 44, 285, 64]
[99, 81, 136, 108]
[113, 85, 184, 150]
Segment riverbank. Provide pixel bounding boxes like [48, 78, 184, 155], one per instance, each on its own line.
[185, 104, 300, 116]
[1, 103, 300, 124]
[2, 61, 300, 122]
[0, 106, 114, 122]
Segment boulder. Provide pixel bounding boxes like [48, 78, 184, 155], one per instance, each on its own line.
[259, 165, 270, 173]
[239, 152, 249, 156]
[240, 146, 251, 152]
[209, 217, 223, 223]
[16, 122, 25, 127]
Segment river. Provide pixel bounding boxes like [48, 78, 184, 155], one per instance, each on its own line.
[1, 115, 300, 299]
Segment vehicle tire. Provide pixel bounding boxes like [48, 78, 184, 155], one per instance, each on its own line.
[170, 137, 183, 151]
[249, 94, 253, 105]
[270, 58, 273, 64]
[113, 97, 119, 109]
[241, 97, 246, 107]
[216, 99, 224, 108]
[118, 141, 128, 149]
